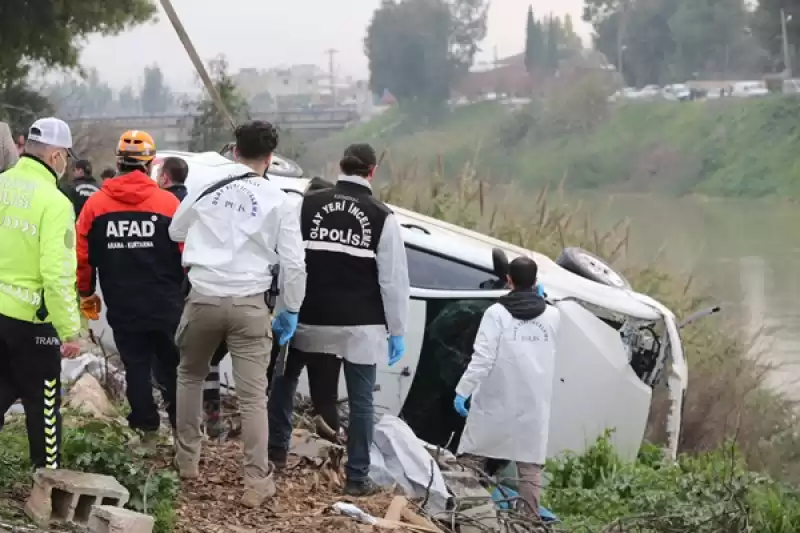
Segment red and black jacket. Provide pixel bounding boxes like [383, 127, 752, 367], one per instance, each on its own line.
[77, 170, 184, 332]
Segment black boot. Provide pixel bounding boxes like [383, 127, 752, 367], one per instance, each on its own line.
[268, 446, 288, 471]
[343, 479, 380, 497]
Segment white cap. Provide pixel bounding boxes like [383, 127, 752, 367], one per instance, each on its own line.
[28, 117, 77, 158]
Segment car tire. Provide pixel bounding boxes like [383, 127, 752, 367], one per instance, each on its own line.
[268, 155, 304, 178]
[555, 247, 631, 289]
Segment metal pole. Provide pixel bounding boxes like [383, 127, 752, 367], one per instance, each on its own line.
[617, 1, 627, 82]
[782, 9, 792, 77]
[158, 0, 237, 130]
[326, 48, 338, 107]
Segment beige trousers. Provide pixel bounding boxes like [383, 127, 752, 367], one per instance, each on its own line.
[517, 462, 543, 517]
[175, 289, 272, 487]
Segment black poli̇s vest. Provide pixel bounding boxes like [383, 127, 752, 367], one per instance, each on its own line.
[299, 179, 391, 327]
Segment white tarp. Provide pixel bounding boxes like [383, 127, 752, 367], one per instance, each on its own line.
[368, 415, 450, 514]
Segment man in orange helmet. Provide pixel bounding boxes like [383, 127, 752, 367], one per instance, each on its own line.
[76, 131, 184, 444]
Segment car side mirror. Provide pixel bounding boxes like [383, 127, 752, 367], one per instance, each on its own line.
[491, 248, 509, 280]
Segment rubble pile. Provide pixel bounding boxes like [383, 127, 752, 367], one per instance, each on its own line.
[169, 422, 552, 533]
[170, 438, 394, 533]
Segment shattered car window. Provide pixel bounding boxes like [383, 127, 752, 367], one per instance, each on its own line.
[402, 298, 495, 452]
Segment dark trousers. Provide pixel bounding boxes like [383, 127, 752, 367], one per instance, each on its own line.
[343, 362, 377, 484]
[0, 313, 63, 469]
[267, 351, 375, 484]
[114, 329, 180, 431]
[268, 349, 342, 451]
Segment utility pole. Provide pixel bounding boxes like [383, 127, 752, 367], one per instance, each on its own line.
[781, 9, 793, 78]
[158, 0, 236, 130]
[617, 0, 629, 83]
[325, 48, 338, 107]
[493, 46, 500, 99]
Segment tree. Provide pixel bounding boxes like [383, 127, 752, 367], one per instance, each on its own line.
[545, 16, 562, 72]
[0, 1, 155, 127]
[0, 1, 156, 85]
[524, 6, 544, 72]
[188, 56, 250, 152]
[754, 0, 800, 73]
[365, 0, 488, 110]
[562, 14, 584, 50]
[140, 65, 172, 115]
[448, 0, 491, 72]
[43, 69, 115, 117]
[118, 85, 140, 114]
[583, 0, 766, 86]
[0, 82, 53, 135]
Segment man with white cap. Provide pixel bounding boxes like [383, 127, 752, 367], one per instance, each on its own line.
[0, 117, 82, 470]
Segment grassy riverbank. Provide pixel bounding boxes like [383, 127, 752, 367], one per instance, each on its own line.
[380, 165, 800, 478]
[305, 95, 800, 199]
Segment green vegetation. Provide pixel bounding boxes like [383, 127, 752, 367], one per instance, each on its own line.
[307, 95, 800, 198]
[0, 418, 178, 533]
[365, 0, 488, 109]
[582, 0, 768, 87]
[381, 166, 799, 478]
[545, 433, 800, 532]
[0, 0, 155, 132]
[380, 166, 800, 525]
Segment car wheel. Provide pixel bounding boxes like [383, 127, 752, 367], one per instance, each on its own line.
[555, 247, 631, 289]
[269, 155, 304, 178]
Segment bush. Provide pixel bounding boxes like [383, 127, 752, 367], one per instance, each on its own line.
[545, 432, 800, 532]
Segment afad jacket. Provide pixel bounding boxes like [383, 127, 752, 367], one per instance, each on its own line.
[0, 155, 81, 340]
[76, 170, 185, 331]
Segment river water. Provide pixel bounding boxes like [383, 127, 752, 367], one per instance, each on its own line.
[575, 194, 800, 397]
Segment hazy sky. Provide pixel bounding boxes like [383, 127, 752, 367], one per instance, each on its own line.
[81, 0, 588, 92]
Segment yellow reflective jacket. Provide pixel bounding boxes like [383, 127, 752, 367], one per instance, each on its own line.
[0, 155, 81, 340]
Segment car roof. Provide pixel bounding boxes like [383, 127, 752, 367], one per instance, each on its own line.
[156, 150, 662, 320]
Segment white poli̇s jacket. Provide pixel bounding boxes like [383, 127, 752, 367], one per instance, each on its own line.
[456, 297, 560, 465]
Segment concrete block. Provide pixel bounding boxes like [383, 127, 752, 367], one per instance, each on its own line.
[88, 505, 154, 533]
[24, 469, 129, 526]
[458, 503, 500, 533]
[442, 471, 492, 504]
[290, 428, 345, 460]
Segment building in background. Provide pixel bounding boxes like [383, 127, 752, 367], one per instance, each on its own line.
[455, 53, 535, 101]
[234, 65, 373, 115]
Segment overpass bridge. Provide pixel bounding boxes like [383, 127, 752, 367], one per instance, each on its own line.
[68, 108, 359, 150]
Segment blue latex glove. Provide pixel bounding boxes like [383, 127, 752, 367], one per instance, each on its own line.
[271, 311, 298, 346]
[535, 284, 545, 297]
[454, 394, 469, 417]
[388, 335, 405, 366]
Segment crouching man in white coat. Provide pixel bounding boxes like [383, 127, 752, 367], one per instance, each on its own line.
[453, 256, 560, 517]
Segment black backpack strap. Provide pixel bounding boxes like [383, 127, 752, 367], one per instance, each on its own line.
[196, 171, 260, 203]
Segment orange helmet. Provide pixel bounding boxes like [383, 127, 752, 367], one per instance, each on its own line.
[116, 130, 156, 165]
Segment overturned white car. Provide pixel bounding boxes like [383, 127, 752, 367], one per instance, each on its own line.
[87, 150, 690, 462]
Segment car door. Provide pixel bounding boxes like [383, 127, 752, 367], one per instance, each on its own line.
[294, 239, 507, 418]
[397, 243, 507, 447]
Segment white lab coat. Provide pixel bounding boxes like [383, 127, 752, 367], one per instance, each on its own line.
[455, 303, 561, 465]
[168, 173, 306, 310]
